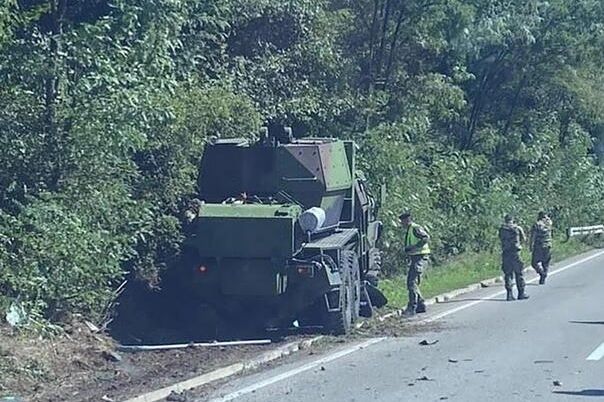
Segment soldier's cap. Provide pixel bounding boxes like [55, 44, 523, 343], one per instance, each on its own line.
[538, 211, 547, 219]
[399, 211, 412, 220]
[504, 214, 514, 223]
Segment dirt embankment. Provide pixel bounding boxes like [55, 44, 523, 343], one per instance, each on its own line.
[0, 310, 444, 402]
[0, 320, 270, 402]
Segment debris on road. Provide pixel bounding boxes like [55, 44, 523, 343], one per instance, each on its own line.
[354, 315, 444, 338]
[416, 376, 434, 381]
[480, 282, 489, 288]
[101, 396, 114, 402]
[553, 380, 562, 387]
[419, 339, 439, 346]
[447, 358, 458, 363]
[533, 360, 554, 364]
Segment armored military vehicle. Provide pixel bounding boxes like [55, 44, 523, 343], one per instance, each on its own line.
[173, 125, 386, 337]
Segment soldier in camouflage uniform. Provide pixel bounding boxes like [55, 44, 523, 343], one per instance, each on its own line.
[499, 214, 529, 301]
[400, 211, 431, 317]
[530, 211, 553, 285]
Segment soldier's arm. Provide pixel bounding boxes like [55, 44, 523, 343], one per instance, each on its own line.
[412, 226, 430, 248]
[548, 218, 554, 237]
[528, 224, 535, 250]
[519, 226, 527, 243]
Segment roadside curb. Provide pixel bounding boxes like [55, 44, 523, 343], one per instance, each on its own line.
[121, 336, 324, 402]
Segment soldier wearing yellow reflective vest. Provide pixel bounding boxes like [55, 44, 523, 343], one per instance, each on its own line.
[399, 211, 431, 317]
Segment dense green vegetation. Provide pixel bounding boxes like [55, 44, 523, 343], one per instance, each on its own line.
[0, 0, 603, 324]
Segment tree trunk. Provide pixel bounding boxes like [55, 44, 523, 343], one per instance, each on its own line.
[45, 0, 66, 190]
[365, 0, 381, 93]
[384, 4, 406, 86]
[374, 0, 392, 82]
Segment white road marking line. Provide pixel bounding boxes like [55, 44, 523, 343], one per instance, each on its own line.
[424, 250, 604, 323]
[587, 342, 604, 361]
[209, 337, 386, 402]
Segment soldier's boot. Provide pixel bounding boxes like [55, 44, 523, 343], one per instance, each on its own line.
[539, 272, 547, 285]
[506, 289, 516, 301]
[415, 300, 427, 314]
[517, 290, 530, 300]
[402, 305, 416, 317]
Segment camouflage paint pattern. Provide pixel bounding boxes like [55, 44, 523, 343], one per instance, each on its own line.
[187, 137, 356, 297]
[175, 130, 384, 330]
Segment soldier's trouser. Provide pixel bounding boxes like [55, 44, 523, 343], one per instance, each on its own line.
[531, 246, 552, 275]
[407, 255, 429, 310]
[502, 251, 525, 293]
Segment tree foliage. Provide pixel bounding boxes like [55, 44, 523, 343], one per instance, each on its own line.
[1, 0, 603, 321]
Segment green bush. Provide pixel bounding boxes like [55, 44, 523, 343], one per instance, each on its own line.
[0, 186, 144, 322]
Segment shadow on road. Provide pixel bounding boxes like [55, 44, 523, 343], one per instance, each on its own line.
[553, 389, 604, 397]
[569, 320, 604, 325]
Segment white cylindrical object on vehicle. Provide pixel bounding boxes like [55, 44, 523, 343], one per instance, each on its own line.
[299, 207, 326, 233]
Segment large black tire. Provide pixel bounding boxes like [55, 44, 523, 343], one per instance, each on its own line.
[324, 250, 357, 335]
[365, 247, 382, 287]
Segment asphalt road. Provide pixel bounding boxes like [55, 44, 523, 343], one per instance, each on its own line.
[205, 249, 604, 402]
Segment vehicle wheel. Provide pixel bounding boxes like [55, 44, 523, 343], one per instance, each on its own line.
[366, 247, 382, 286]
[324, 250, 355, 335]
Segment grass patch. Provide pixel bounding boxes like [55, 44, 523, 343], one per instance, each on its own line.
[380, 238, 593, 309]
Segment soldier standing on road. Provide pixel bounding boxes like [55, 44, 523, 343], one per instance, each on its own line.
[400, 211, 431, 317]
[499, 214, 529, 301]
[530, 211, 553, 285]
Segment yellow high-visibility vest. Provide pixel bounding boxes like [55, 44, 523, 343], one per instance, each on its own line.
[405, 222, 431, 255]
